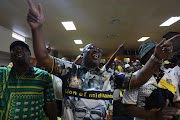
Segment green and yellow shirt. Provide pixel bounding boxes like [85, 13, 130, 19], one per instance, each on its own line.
[0, 66, 55, 120]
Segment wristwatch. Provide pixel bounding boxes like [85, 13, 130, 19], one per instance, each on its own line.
[151, 54, 162, 64]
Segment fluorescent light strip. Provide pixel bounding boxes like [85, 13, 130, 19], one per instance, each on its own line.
[137, 37, 150, 42]
[74, 40, 83, 44]
[160, 17, 180, 26]
[80, 48, 83, 51]
[61, 21, 76, 30]
[12, 32, 25, 41]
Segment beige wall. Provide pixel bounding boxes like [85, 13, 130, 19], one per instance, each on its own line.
[0, 25, 35, 57]
[0, 25, 64, 65]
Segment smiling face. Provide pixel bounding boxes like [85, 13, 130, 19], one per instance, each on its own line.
[10, 45, 31, 66]
[82, 44, 102, 69]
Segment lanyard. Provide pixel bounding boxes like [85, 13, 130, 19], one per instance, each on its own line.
[153, 69, 164, 83]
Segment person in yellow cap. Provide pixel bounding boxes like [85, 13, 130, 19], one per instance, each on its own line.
[162, 60, 172, 73]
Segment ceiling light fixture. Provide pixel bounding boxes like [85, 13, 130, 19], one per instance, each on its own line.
[137, 37, 150, 42]
[12, 32, 25, 41]
[74, 40, 83, 44]
[160, 17, 180, 26]
[80, 48, 83, 51]
[61, 21, 76, 30]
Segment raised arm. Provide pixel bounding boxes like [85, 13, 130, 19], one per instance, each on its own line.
[73, 54, 83, 65]
[27, 0, 53, 72]
[105, 41, 125, 70]
[130, 34, 180, 89]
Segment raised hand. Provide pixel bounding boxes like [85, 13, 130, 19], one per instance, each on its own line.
[153, 34, 180, 61]
[27, 0, 44, 30]
[117, 40, 126, 51]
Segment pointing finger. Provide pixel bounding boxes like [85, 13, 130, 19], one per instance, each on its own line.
[27, 0, 36, 10]
[122, 40, 126, 45]
[167, 34, 180, 43]
[161, 34, 180, 48]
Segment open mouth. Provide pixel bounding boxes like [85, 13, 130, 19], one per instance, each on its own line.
[16, 54, 23, 58]
[92, 54, 99, 59]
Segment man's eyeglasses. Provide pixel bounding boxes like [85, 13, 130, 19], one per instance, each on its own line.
[74, 107, 105, 120]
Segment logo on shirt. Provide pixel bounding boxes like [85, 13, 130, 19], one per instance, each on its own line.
[69, 76, 82, 89]
[166, 79, 172, 85]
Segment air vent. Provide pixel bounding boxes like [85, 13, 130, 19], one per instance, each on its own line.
[107, 34, 119, 39]
[110, 19, 121, 24]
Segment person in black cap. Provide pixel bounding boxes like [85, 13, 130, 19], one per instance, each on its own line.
[123, 40, 180, 120]
[0, 40, 58, 120]
[10, 40, 31, 54]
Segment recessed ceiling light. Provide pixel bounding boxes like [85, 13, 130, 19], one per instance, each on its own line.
[12, 32, 25, 41]
[61, 21, 76, 30]
[160, 17, 180, 26]
[74, 40, 83, 44]
[137, 37, 150, 42]
[80, 48, 83, 51]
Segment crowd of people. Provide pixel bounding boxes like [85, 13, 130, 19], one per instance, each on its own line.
[0, 0, 180, 120]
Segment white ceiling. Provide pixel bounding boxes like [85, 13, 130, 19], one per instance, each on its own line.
[0, 0, 180, 59]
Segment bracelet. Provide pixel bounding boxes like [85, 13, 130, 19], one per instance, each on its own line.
[151, 54, 162, 64]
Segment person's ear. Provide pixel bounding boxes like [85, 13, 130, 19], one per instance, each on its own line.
[30, 57, 33, 64]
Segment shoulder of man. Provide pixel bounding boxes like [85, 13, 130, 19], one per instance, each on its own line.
[33, 67, 52, 79]
[0, 66, 12, 73]
[0, 67, 12, 83]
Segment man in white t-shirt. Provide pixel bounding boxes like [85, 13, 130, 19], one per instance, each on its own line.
[123, 41, 180, 120]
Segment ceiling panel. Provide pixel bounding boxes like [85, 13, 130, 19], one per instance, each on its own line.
[0, 0, 180, 59]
